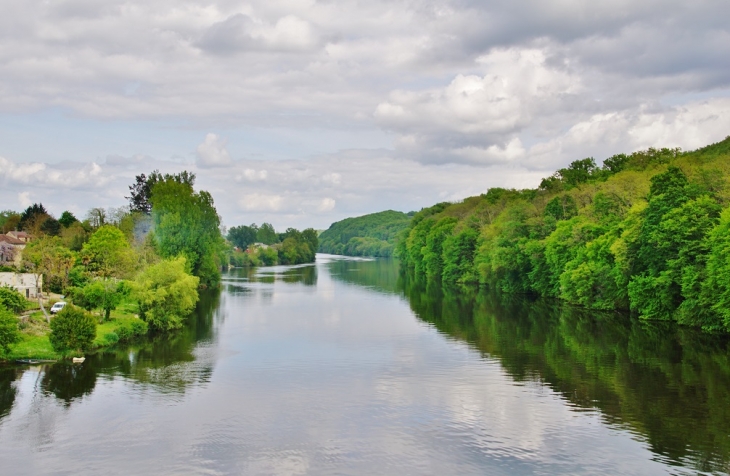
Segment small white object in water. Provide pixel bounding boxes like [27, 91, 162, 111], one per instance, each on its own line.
[72, 357, 85, 363]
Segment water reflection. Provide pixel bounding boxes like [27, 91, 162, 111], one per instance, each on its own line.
[3, 257, 730, 475]
[92, 289, 222, 394]
[401, 276, 730, 474]
[41, 363, 96, 405]
[326, 256, 400, 294]
[225, 264, 318, 287]
[0, 366, 17, 422]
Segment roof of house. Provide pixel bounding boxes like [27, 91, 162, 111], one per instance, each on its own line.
[0, 234, 25, 245]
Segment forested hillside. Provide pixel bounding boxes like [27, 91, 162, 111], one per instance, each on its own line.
[319, 210, 412, 257]
[397, 136, 730, 332]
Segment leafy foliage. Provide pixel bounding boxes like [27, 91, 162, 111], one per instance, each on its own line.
[134, 256, 199, 332]
[81, 225, 136, 278]
[0, 306, 20, 355]
[319, 210, 412, 257]
[398, 136, 730, 331]
[49, 305, 97, 354]
[0, 286, 26, 314]
[150, 177, 224, 287]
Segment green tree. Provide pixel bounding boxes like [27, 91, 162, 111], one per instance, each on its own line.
[0, 306, 20, 355]
[699, 207, 730, 331]
[81, 225, 136, 278]
[127, 170, 196, 214]
[134, 256, 200, 332]
[58, 211, 79, 228]
[228, 224, 258, 250]
[49, 305, 97, 354]
[0, 210, 20, 233]
[442, 227, 479, 284]
[0, 286, 26, 314]
[76, 279, 129, 321]
[256, 223, 278, 245]
[23, 237, 77, 318]
[18, 203, 49, 231]
[150, 177, 223, 287]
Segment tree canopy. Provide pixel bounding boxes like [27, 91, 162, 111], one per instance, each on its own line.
[149, 176, 223, 287]
[397, 136, 730, 332]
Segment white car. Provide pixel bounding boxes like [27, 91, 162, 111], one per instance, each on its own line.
[50, 302, 67, 314]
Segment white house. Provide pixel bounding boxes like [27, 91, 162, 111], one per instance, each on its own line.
[0, 272, 42, 299]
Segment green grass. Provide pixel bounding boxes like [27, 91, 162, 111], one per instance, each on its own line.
[5, 333, 60, 360]
[1, 298, 148, 362]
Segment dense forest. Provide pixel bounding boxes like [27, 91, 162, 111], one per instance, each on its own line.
[226, 223, 318, 266]
[318, 210, 412, 257]
[397, 136, 730, 332]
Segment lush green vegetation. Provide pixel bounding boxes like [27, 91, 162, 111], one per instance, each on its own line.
[0, 170, 226, 361]
[319, 210, 412, 257]
[227, 224, 318, 267]
[49, 305, 97, 355]
[398, 136, 730, 332]
[402, 280, 730, 473]
[0, 307, 21, 356]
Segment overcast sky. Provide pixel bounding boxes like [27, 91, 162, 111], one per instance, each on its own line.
[1, 0, 729, 230]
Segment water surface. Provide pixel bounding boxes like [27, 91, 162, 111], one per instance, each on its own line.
[1, 255, 729, 475]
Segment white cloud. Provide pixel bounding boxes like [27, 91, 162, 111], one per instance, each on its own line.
[18, 192, 32, 208]
[196, 133, 232, 168]
[0, 0, 729, 228]
[318, 197, 336, 212]
[0, 156, 108, 188]
[238, 168, 268, 182]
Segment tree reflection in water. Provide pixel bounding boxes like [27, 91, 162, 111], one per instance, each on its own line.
[0, 366, 18, 423]
[41, 363, 96, 406]
[401, 275, 730, 474]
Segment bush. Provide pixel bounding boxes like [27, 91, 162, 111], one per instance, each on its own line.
[113, 318, 148, 341]
[49, 305, 97, 354]
[103, 332, 119, 345]
[0, 306, 21, 355]
[0, 285, 26, 314]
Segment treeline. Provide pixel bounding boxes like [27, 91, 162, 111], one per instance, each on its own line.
[227, 223, 317, 266]
[397, 136, 730, 332]
[1, 170, 226, 358]
[318, 210, 412, 257]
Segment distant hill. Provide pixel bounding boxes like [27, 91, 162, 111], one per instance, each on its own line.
[319, 210, 412, 257]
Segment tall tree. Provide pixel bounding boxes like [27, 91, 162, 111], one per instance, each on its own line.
[23, 237, 76, 321]
[149, 175, 223, 287]
[18, 203, 48, 231]
[58, 211, 78, 228]
[127, 170, 196, 214]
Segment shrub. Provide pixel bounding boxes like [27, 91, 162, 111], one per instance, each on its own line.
[103, 332, 119, 345]
[0, 306, 21, 355]
[0, 285, 26, 314]
[113, 318, 148, 341]
[49, 305, 97, 354]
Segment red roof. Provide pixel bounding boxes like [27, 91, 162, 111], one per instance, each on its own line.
[0, 234, 24, 245]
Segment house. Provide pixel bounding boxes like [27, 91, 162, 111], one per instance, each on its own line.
[0, 233, 26, 268]
[0, 272, 42, 299]
[6, 230, 31, 243]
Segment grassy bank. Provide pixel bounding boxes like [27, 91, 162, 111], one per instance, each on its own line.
[2, 298, 148, 362]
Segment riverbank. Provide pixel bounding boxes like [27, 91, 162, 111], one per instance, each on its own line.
[2, 298, 147, 362]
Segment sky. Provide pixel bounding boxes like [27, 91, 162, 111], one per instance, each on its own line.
[0, 0, 729, 231]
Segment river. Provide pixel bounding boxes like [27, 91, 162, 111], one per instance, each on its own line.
[1, 254, 729, 475]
